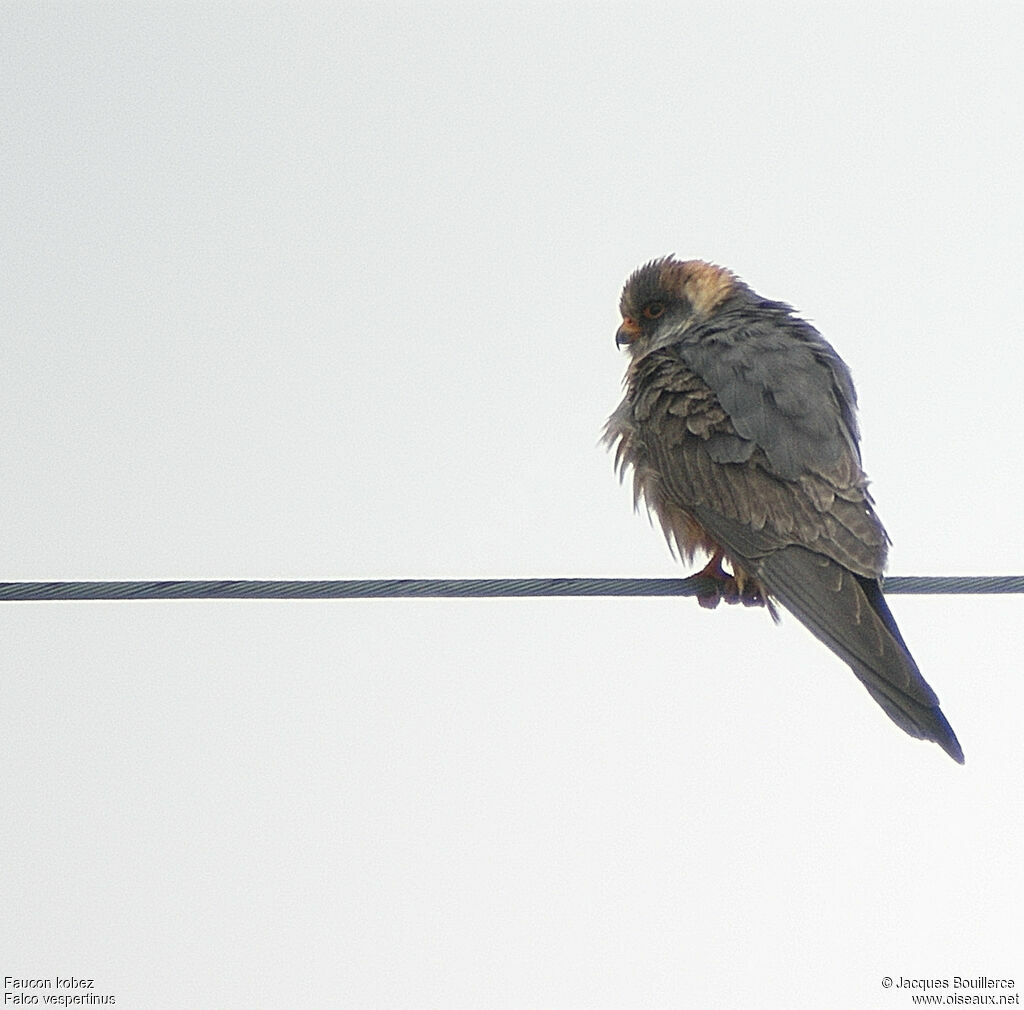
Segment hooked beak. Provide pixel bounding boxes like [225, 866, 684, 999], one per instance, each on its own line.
[615, 317, 641, 348]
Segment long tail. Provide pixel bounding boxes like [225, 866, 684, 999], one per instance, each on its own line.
[755, 545, 963, 763]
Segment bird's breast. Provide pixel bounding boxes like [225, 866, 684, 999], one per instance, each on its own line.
[605, 355, 731, 562]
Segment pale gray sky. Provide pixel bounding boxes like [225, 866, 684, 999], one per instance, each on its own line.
[3, 4, 1022, 1007]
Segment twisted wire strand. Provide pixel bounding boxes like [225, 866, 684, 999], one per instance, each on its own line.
[1, 575, 1022, 603]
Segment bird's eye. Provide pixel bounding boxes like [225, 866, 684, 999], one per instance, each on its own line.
[643, 302, 665, 320]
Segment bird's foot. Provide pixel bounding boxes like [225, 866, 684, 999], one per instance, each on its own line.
[695, 552, 767, 610]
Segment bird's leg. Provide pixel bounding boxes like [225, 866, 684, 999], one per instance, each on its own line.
[694, 549, 767, 610]
[695, 548, 733, 609]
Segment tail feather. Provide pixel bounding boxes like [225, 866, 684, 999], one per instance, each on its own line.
[756, 546, 964, 763]
[688, 505, 964, 762]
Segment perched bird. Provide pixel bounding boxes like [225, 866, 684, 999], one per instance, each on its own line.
[605, 256, 963, 762]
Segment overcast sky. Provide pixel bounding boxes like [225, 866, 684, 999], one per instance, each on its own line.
[3, 4, 1022, 1007]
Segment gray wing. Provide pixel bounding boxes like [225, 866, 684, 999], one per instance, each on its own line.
[674, 307, 862, 479]
[629, 340, 963, 762]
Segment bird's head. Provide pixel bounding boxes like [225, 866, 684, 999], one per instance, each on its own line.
[615, 256, 741, 352]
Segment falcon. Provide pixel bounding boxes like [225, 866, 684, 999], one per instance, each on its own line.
[605, 256, 963, 762]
